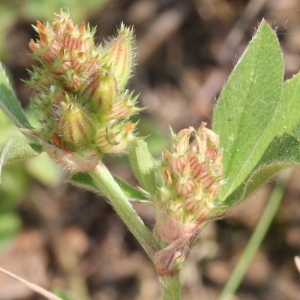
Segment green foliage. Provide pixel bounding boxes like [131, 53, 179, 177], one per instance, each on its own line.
[280, 73, 300, 134]
[128, 140, 157, 195]
[223, 134, 300, 206]
[0, 66, 41, 177]
[213, 21, 283, 201]
[113, 174, 149, 201]
[0, 64, 31, 130]
[0, 136, 39, 180]
[70, 172, 149, 201]
[213, 21, 300, 207]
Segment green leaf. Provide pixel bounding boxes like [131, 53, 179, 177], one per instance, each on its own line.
[70, 172, 98, 189]
[213, 20, 284, 202]
[0, 64, 31, 129]
[113, 174, 149, 200]
[222, 134, 300, 207]
[0, 136, 39, 180]
[128, 140, 157, 195]
[279, 73, 300, 134]
[29, 143, 43, 153]
[70, 172, 148, 201]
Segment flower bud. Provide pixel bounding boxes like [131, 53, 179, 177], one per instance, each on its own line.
[102, 23, 135, 90]
[80, 69, 119, 117]
[57, 98, 96, 148]
[108, 91, 141, 120]
[95, 122, 136, 154]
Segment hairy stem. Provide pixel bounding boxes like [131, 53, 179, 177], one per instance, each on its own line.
[160, 274, 181, 300]
[89, 161, 160, 260]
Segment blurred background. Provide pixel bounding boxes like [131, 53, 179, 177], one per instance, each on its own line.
[0, 0, 300, 299]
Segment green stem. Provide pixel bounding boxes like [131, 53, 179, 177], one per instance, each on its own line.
[89, 161, 160, 260]
[160, 274, 181, 300]
[90, 162, 182, 299]
[219, 171, 291, 299]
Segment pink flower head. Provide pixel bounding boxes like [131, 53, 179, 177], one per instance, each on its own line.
[154, 123, 224, 275]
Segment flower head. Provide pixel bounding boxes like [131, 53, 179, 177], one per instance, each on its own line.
[153, 123, 224, 275]
[27, 9, 140, 170]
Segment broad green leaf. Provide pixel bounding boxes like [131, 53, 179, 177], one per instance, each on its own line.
[128, 140, 157, 195]
[0, 136, 39, 180]
[70, 172, 148, 201]
[0, 64, 31, 129]
[213, 21, 284, 202]
[222, 134, 300, 207]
